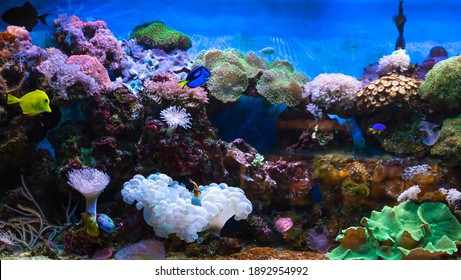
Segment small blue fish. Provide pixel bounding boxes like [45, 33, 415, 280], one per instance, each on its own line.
[178, 66, 211, 89]
[369, 123, 387, 135]
[258, 47, 276, 55]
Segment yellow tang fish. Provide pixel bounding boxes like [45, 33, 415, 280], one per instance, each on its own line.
[7, 89, 52, 115]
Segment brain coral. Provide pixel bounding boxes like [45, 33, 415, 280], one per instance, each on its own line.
[419, 55, 461, 113]
[327, 200, 461, 260]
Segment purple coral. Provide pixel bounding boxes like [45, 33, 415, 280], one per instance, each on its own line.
[274, 217, 293, 235]
[37, 48, 100, 105]
[54, 14, 124, 70]
[114, 238, 165, 260]
[306, 226, 333, 253]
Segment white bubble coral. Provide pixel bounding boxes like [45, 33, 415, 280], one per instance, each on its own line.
[160, 106, 191, 129]
[121, 173, 252, 243]
[378, 49, 410, 73]
[303, 73, 361, 115]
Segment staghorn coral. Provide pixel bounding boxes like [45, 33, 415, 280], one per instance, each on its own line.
[419, 55, 461, 114]
[303, 73, 361, 117]
[327, 201, 461, 260]
[356, 74, 421, 113]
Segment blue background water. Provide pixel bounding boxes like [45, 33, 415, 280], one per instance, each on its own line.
[1, 0, 461, 79]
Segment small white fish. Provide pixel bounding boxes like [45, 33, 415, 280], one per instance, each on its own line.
[258, 47, 275, 55]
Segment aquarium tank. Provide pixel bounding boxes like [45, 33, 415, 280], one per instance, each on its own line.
[0, 0, 460, 261]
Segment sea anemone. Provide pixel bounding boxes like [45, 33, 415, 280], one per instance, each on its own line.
[67, 168, 110, 236]
[160, 105, 191, 129]
[274, 217, 293, 235]
[306, 225, 333, 253]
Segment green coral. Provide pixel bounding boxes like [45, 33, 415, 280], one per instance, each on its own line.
[327, 201, 461, 260]
[130, 21, 192, 52]
[256, 59, 309, 107]
[430, 115, 461, 165]
[193, 49, 307, 106]
[382, 121, 429, 157]
[420, 55, 461, 113]
[193, 49, 268, 103]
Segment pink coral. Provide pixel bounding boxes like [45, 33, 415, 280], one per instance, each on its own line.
[143, 72, 208, 106]
[274, 217, 293, 235]
[5, 26, 31, 41]
[66, 55, 111, 88]
[54, 14, 124, 70]
[37, 48, 100, 105]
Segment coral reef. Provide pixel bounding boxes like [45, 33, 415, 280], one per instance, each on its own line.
[130, 21, 192, 52]
[53, 15, 124, 70]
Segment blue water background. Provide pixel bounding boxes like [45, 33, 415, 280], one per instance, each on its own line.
[1, 0, 460, 78]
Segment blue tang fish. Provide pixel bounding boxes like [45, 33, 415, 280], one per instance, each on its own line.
[178, 66, 211, 89]
[369, 123, 387, 135]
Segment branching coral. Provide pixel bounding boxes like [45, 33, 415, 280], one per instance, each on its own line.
[121, 173, 252, 243]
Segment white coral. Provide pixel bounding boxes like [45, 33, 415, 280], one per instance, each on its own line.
[160, 106, 191, 129]
[439, 188, 461, 206]
[303, 73, 361, 112]
[397, 185, 421, 202]
[121, 173, 252, 243]
[378, 49, 410, 73]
